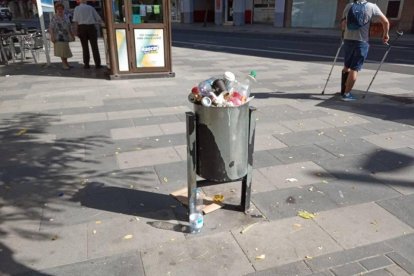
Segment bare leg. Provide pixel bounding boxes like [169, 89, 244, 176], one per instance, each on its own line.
[61, 57, 69, 68]
[345, 69, 358, 93]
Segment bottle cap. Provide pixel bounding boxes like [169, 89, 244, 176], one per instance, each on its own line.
[201, 97, 212, 107]
[224, 71, 235, 82]
[249, 70, 257, 79]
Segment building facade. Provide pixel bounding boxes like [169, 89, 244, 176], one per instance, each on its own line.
[180, 0, 413, 34]
[3, 0, 412, 33]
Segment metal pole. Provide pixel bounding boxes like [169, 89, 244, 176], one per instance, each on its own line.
[186, 111, 197, 214]
[321, 38, 344, 95]
[362, 31, 403, 99]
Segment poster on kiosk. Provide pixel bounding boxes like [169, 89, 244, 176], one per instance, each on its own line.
[134, 29, 165, 68]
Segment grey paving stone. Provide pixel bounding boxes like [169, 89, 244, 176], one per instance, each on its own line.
[1, 223, 87, 274]
[363, 130, 414, 150]
[317, 138, 380, 158]
[87, 210, 186, 260]
[154, 160, 187, 190]
[359, 255, 394, 271]
[315, 154, 385, 184]
[245, 261, 312, 276]
[385, 234, 414, 264]
[252, 104, 301, 121]
[362, 147, 414, 173]
[386, 252, 414, 274]
[377, 194, 414, 228]
[232, 217, 342, 271]
[83, 118, 135, 136]
[258, 161, 335, 189]
[117, 146, 182, 169]
[305, 242, 393, 272]
[322, 125, 375, 141]
[386, 264, 412, 276]
[40, 185, 130, 229]
[253, 150, 283, 169]
[267, 144, 337, 164]
[47, 123, 86, 139]
[33, 250, 145, 276]
[329, 262, 366, 276]
[314, 179, 400, 207]
[254, 134, 287, 151]
[252, 185, 338, 220]
[314, 202, 413, 249]
[360, 268, 392, 276]
[273, 130, 335, 147]
[359, 120, 413, 134]
[132, 113, 181, 126]
[141, 232, 255, 276]
[280, 118, 333, 132]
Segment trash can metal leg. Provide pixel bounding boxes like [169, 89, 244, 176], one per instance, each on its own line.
[241, 106, 257, 212]
[186, 112, 197, 214]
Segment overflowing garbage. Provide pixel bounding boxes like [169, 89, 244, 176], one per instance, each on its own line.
[188, 71, 257, 107]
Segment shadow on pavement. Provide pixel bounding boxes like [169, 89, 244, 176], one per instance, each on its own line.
[0, 61, 109, 80]
[71, 181, 188, 222]
[252, 89, 414, 187]
[0, 112, 164, 275]
[252, 89, 414, 126]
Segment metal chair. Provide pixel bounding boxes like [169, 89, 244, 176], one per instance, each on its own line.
[21, 31, 45, 63]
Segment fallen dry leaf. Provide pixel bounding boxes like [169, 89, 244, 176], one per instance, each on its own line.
[123, 234, 133, 240]
[298, 210, 316, 219]
[240, 222, 259, 234]
[213, 194, 224, 203]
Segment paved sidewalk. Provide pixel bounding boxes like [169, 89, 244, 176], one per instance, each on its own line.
[0, 25, 413, 276]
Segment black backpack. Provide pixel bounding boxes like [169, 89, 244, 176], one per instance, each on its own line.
[347, 2, 369, 30]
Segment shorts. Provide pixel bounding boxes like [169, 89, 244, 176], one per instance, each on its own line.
[343, 40, 369, 71]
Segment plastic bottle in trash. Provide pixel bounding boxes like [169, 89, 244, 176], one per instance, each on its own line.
[198, 77, 216, 97]
[235, 70, 257, 99]
[189, 187, 204, 233]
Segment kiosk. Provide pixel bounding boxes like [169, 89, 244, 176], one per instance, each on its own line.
[103, 0, 174, 79]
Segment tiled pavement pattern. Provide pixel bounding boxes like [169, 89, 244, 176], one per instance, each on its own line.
[0, 28, 413, 276]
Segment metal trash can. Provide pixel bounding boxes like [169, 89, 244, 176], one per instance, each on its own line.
[194, 103, 249, 182]
[186, 103, 256, 212]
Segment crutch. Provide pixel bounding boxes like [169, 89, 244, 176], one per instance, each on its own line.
[362, 30, 404, 99]
[322, 34, 344, 95]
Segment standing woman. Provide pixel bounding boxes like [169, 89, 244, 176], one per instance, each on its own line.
[49, 2, 74, 70]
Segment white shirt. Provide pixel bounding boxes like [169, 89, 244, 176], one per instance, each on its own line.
[343, 0, 384, 42]
[73, 3, 102, 25]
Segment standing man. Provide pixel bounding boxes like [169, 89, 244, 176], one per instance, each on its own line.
[72, 0, 103, 69]
[341, 0, 389, 101]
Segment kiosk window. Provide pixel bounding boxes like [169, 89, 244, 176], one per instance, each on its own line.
[131, 0, 163, 24]
[112, 0, 126, 23]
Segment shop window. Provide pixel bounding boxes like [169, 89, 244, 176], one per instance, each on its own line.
[386, 0, 402, 19]
[254, 0, 275, 8]
[131, 0, 163, 24]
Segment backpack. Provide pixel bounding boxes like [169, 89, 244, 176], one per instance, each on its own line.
[347, 2, 369, 30]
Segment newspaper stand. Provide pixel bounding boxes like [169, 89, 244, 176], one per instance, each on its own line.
[185, 102, 256, 213]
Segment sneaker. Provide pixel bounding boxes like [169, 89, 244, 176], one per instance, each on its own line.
[84, 64, 90, 69]
[95, 65, 103, 69]
[342, 93, 357, 101]
[62, 65, 70, 70]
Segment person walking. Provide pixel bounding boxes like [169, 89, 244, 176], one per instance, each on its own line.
[340, 0, 389, 101]
[72, 0, 103, 69]
[48, 2, 74, 70]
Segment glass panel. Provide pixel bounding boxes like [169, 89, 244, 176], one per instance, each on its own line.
[113, 0, 126, 23]
[386, 1, 401, 18]
[116, 29, 129, 71]
[131, 0, 163, 24]
[291, 0, 336, 28]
